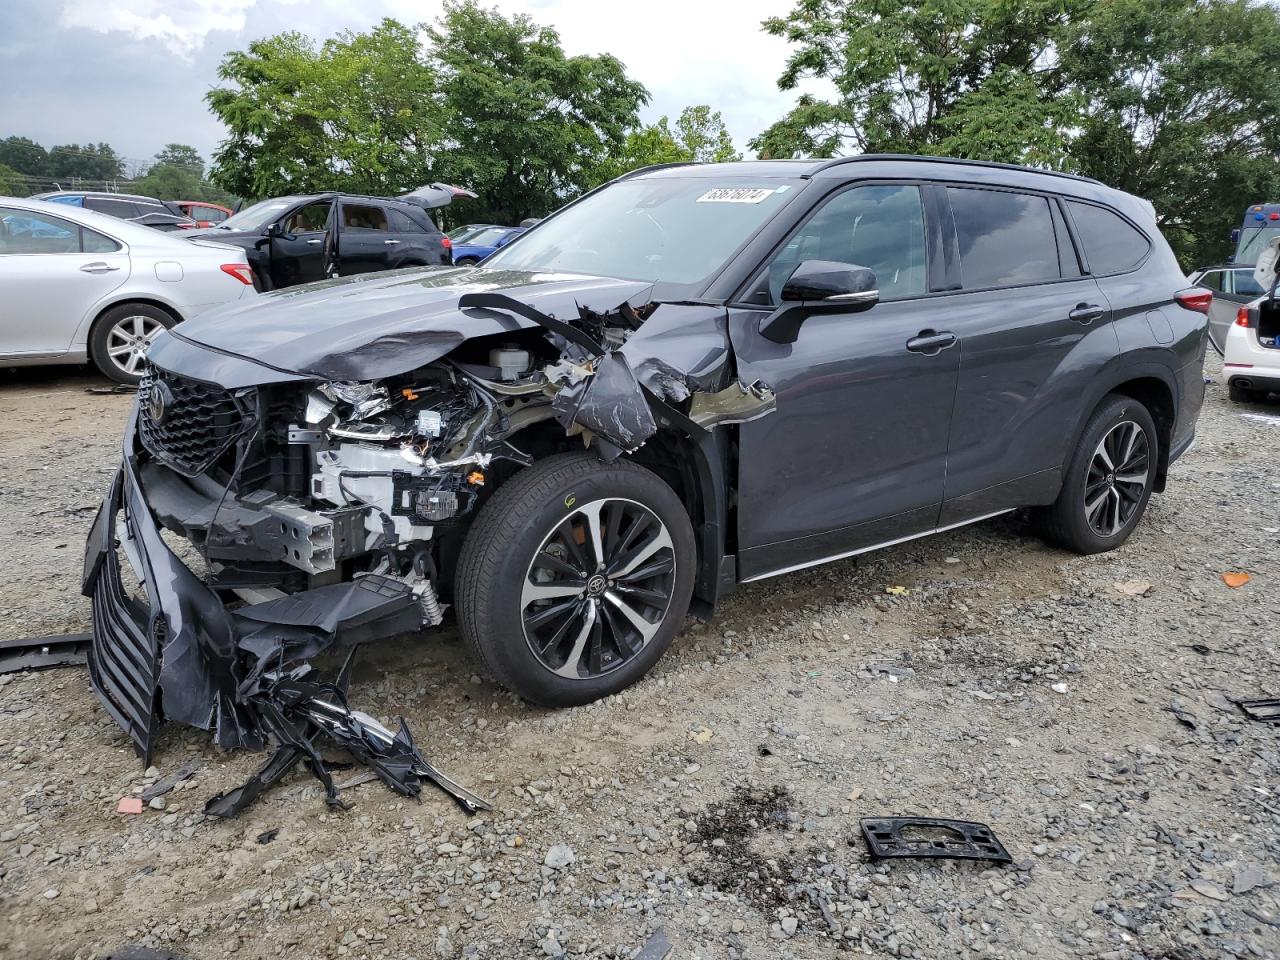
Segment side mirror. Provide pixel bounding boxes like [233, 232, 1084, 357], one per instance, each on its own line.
[266, 221, 284, 239]
[761, 260, 879, 344]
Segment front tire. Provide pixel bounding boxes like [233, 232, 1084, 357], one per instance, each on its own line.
[457, 453, 696, 707]
[1034, 394, 1158, 554]
[89, 303, 176, 384]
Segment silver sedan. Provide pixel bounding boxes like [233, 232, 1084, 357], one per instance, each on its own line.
[0, 196, 257, 383]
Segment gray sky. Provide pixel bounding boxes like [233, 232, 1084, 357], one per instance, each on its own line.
[0, 0, 828, 175]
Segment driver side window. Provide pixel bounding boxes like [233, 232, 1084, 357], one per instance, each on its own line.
[284, 201, 331, 234]
[752, 184, 927, 306]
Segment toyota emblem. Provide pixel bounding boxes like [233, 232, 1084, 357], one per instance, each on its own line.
[147, 381, 174, 424]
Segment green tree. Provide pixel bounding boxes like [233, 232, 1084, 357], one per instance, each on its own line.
[753, 0, 1280, 268]
[750, 0, 1081, 161]
[1060, 0, 1280, 266]
[0, 162, 26, 195]
[207, 19, 439, 198]
[673, 105, 741, 163]
[425, 1, 648, 222]
[0, 136, 48, 176]
[47, 142, 123, 181]
[604, 105, 742, 179]
[154, 144, 204, 173]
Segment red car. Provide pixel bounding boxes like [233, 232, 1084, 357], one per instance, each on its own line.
[173, 201, 234, 228]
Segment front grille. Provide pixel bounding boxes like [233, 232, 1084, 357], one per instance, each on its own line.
[88, 543, 161, 765]
[139, 371, 249, 478]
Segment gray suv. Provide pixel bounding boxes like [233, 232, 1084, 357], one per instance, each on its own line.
[84, 156, 1208, 767]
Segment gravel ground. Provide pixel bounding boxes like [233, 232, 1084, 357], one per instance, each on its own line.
[0, 356, 1277, 960]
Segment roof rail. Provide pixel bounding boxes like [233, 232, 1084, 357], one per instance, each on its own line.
[805, 153, 1102, 186]
[616, 161, 701, 181]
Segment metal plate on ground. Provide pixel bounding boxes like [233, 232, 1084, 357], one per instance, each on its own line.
[860, 817, 1012, 864]
[0, 633, 90, 674]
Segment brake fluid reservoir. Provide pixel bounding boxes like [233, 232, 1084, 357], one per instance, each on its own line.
[490, 345, 530, 381]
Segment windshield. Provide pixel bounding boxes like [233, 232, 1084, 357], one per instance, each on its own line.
[483, 177, 802, 290]
[217, 198, 295, 232]
[1235, 225, 1279, 267]
[448, 223, 492, 242]
[464, 226, 512, 246]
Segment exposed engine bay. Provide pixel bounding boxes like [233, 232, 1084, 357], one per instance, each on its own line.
[84, 286, 776, 816]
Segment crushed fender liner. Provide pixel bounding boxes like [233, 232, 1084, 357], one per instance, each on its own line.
[81, 410, 487, 814]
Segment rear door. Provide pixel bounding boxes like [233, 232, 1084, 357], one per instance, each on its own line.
[937, 185, 1116, 524]
[386, 205, 447, 265]
[335, 200, 397, 275]
[0, 206, 128, 356]
[1203, 268, 1264, 354]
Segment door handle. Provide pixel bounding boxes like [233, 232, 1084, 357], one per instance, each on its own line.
[906, 329, 957, 355]
[384, 239, 401, 245]
[80, 262, 120, 274]
[306, 238, 323, 245]
[1069, 303, 1106, 324]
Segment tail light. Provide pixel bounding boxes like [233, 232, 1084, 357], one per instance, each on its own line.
[220, 263, 255, 286]
[1235, 305, 1254, 328]
[1174, 288, 1213, 314]
[441, 236, 452, 251]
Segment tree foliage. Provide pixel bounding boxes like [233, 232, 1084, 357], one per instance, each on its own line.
[0, 162, 25, 196]
[605, 105, 742, 179]
[753, 0, 1280, 266]
[0, 137, 49, 178]
[153, 143, 204, 173]
[206, 3, 647, 222]
[207, 19, 439, 198]
[46, 142, 124, 181]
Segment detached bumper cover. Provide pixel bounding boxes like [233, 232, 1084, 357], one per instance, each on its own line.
[81, 410, 487, 815]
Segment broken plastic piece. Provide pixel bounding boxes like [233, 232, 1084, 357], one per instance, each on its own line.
[859, 817, 1012, 864]
[117, 796, 143, 815]
[687, 380, 776, 428]
[1221, 572, 1252, 588]
[0, 632, 89, 674]
[1237, 698, 1280, 726]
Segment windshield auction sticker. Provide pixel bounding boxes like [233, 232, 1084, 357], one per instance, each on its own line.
[696, 187, 776, 204]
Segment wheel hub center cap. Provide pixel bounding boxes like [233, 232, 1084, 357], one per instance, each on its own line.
[585, 574, 608, 597]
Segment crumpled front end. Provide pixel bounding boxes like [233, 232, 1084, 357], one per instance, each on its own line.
[82, 282, 776, 815]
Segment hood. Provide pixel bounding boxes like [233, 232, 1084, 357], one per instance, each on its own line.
[155, 266, 657, 382]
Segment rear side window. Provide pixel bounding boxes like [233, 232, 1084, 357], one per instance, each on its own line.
[1065, 201, 1151, 275]
[84, 197, 139, 219]
[341, 203, 390, 231]
[948, 187, 1060, 288]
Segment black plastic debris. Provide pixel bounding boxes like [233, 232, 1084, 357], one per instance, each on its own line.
[204, 650, 491, 818]
[256, 829, 279, 845]
[140, 759, 200, 803]
[1237, 698, 1280, 726]
[0, 632, 89, 674]
[860, 817, 1013, 864]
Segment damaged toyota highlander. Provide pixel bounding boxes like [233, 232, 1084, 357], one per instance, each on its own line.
[84, 157, 1208, 811]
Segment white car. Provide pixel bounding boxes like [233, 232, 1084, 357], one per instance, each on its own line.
[1223, 238, 1280, 403]
[0, 196, 257, 383]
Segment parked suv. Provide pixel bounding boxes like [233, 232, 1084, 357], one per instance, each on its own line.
[32, 191, 197, 231]
[84, 156, 1207, 765]
[185, 191, 453, 290]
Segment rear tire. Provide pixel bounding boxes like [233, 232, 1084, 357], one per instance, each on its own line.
[1034, 394, 1158, 554]
[456, 453, 696, 707]
[455, 257, 479, 266]
[89, 303, 177, 385]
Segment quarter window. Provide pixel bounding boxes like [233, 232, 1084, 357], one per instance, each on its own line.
[1065, 201, 1151, 275]
[948, 188, 1060, 289]
[388, 208, 425, 234]
[341, 203, 390, 232]
[81, 227, 121, 253]
[754, 184, 927, 305]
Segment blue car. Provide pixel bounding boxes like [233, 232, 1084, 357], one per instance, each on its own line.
[451, 225, 525, 265]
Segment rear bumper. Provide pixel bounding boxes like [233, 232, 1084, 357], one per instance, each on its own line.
[82, 408, 424, 763]
[1227, 372, 1280, 394]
